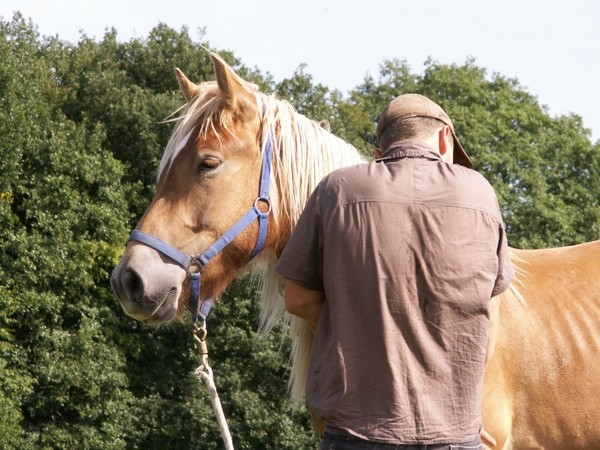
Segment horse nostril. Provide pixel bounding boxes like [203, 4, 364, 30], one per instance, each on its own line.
[122, 268, 145, 303]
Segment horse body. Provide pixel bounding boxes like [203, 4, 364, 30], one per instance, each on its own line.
[111, 53, 600, 449]
[484, 242, 600, 449]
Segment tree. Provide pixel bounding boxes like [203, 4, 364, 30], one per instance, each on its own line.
[0, 13, 134, 448]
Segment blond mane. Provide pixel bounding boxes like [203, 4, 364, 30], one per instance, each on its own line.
[159, 81, 366, 405]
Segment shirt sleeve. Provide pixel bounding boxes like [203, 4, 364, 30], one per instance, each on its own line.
[275, 184, 325, 291]
[491, 221, 515, 297]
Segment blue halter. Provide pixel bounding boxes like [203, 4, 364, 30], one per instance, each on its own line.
[129, 130, 273, 324]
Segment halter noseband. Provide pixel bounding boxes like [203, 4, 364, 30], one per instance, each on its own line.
[129, 128, 273, 324]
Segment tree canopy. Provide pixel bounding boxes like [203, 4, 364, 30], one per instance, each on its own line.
[0, 12, 598, 449]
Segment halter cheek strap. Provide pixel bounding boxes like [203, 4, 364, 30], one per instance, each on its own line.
[129, 130, 273, 324]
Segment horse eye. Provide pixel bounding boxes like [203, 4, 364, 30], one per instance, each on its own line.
[198, 158, 221, 173]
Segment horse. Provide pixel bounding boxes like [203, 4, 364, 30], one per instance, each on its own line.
[111, 52, 600, 449]
[484, 243, 600, 449]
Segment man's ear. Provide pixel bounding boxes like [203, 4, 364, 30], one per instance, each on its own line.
[438, 126, 452, 156]
[374, 148, 383, 158]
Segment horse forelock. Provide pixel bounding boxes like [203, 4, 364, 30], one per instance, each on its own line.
[158, 79, 260, 179]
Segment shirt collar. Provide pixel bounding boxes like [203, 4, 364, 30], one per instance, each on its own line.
[376, 140, 442, 163]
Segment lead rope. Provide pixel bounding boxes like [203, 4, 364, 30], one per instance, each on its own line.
[193, 325, 235, 450]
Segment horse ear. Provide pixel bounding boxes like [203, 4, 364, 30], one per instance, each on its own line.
[210, 52, 250, 107]
[175, 68, 200, 103]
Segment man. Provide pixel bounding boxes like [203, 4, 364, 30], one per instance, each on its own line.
[275, 94, 514, 450]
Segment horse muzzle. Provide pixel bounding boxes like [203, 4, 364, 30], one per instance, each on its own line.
[110, 244, 187, 323]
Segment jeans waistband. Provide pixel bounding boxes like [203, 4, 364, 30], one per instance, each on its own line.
[323, 426, 482, 450]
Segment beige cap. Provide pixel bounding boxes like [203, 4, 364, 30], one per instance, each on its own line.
[376, 94, 473, 168]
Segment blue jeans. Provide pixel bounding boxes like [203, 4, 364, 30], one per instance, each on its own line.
[319, 427, 483, 450]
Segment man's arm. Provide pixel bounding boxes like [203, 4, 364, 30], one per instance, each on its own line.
[283, 279, 325, 326]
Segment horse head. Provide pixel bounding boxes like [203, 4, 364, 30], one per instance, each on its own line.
[111, 53, 279, 323]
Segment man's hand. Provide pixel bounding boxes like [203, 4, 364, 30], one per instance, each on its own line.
[481, 428, 497, 449]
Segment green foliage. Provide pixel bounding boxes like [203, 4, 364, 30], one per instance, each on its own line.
[332, 59, 420, 155]
[0, 13, 133, 449]
[0, 10, 598, 450]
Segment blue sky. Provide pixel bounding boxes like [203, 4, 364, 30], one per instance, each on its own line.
[4, 0, 599, 142]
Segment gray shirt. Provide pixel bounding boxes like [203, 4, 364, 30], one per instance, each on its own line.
[276, 140, 514, 444]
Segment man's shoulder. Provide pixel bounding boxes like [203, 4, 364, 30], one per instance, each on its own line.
[430, 164, 502, 220]
[319, 161, 372, 187]
[449, 164, 496, 192]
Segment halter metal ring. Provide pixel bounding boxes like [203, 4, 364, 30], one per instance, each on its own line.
[254, 196, 272, 215]
[188, 256, 205, 274]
